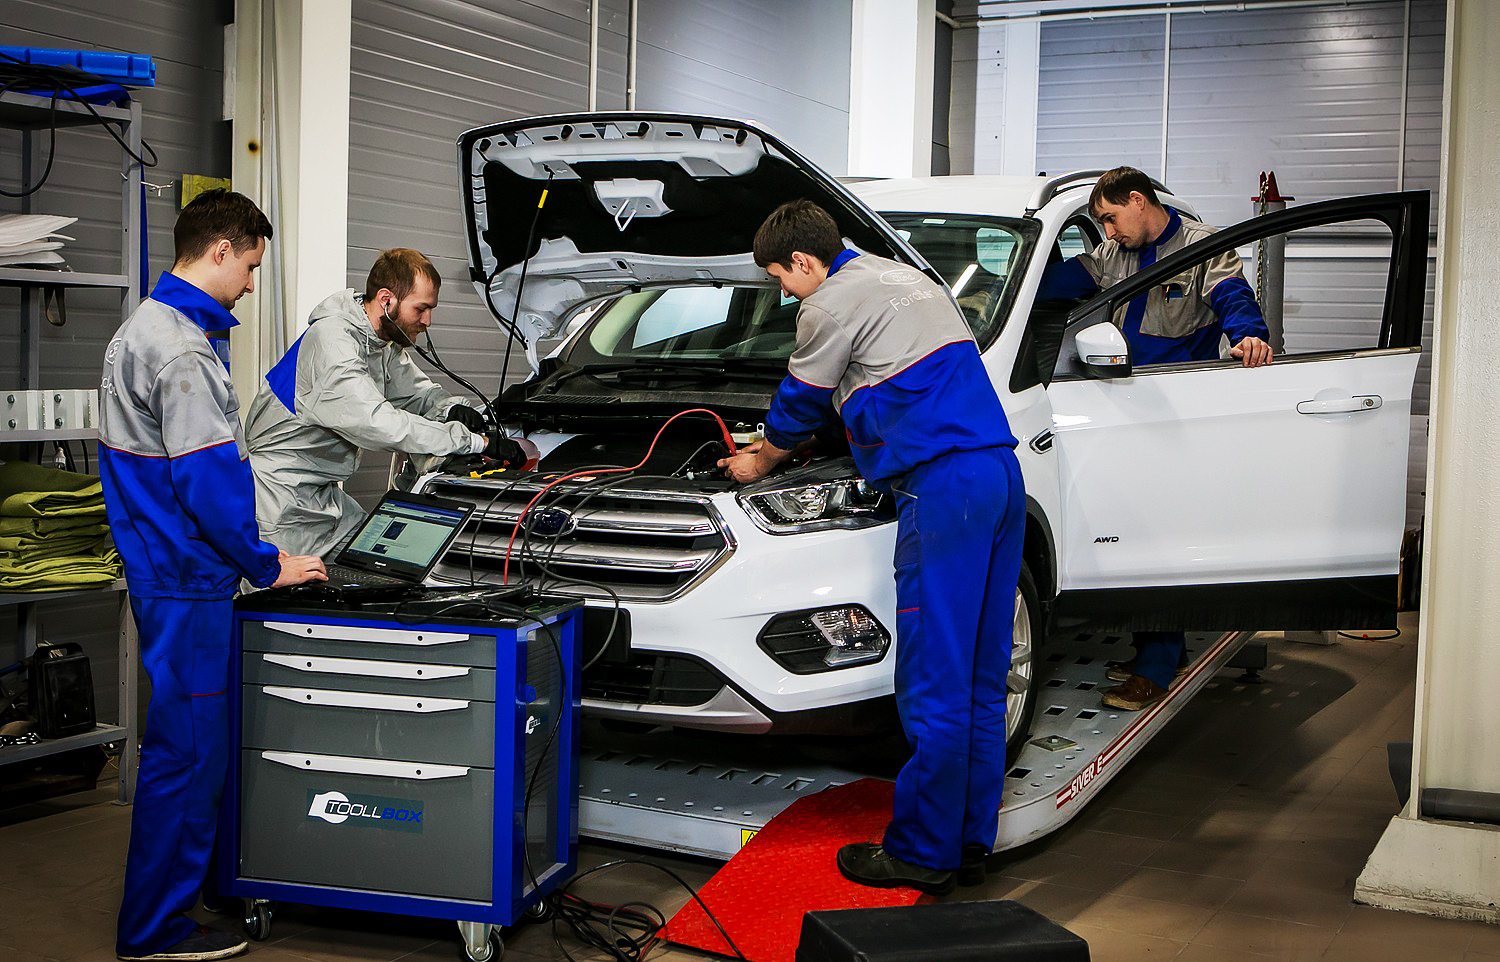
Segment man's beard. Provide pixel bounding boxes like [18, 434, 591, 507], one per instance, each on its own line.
[376, 313, 419, 349]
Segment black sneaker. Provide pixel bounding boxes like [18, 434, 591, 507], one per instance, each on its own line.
[117, 926, 248, 961]
[836, 842, 956, 896]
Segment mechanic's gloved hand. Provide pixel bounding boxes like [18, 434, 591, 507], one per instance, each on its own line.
[484, 433, 527, 467]
[444, 404, 488, 434]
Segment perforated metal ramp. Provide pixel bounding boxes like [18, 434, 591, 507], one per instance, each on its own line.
[578, 629, 1253, 859]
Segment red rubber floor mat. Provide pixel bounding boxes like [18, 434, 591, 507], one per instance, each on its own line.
[665, 777, 925, 962]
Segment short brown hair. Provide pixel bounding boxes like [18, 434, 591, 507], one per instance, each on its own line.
[364, 248, 442, 303]
[172, 189, 272, 265]
[1089, 167, 1163, 217]
[753, 199, 844, 269]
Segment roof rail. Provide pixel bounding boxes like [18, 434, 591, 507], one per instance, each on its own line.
[1025, 169, 1172, 217]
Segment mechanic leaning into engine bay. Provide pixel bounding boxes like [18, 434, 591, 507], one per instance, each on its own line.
[1039, 165, 1273, 714]
[718, 199, 1025, 897]
[244, 247, 526, 557]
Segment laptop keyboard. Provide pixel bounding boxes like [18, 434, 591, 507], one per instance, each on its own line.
[324, 564, 409, 588]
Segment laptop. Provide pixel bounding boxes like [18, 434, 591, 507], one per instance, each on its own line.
[321, 490, 475, 590]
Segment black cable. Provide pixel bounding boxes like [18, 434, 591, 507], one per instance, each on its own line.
[465, 473, 532, 587]
[0, 79, 59, 199]
[411, 332, 501, 436]
[1337, 628, 1402, 641]
[0, 52, 159, 198]
[496, 168, 556, 408]
[548, 859, 748, 962]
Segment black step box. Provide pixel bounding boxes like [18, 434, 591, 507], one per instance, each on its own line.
[796, 900, 1090, 962]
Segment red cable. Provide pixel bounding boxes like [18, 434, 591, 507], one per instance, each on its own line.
[501, 408, 738, 584]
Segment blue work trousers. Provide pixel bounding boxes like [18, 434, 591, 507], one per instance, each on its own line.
[117, 596, 234, 957]
[1132, 631, 1186, 689]
[881, 446, 1025, 872]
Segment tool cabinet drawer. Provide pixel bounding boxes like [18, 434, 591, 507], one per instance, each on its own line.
[242, 685, 496, 767]
[238, 749, 493, 901]
[241, 620, 496, 667]
[241, 651, 496, 702]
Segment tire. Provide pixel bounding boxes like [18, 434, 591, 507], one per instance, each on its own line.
[461, 930, 503, 962]
[243, 902, 272, 942]
[1004, 562, 1042, 765]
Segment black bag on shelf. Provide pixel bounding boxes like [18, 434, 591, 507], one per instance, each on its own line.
[28, 642, 96, 739]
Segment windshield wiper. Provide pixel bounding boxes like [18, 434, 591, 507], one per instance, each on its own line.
[545, 359, 786, 388]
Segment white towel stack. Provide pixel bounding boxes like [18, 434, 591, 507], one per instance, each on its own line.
[0, 213, 77, 268]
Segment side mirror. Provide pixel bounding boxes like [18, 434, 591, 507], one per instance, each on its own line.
[1074, 321, 1132, 379]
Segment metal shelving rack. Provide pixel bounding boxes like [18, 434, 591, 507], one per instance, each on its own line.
[1, 88, 143, 804]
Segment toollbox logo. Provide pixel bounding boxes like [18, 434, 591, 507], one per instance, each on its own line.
[307, 790, 425, 833]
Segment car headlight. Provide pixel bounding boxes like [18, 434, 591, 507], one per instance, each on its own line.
[740, 477, 895, 534]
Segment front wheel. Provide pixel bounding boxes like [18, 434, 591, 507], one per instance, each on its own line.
[1004, 562, 1042, 765]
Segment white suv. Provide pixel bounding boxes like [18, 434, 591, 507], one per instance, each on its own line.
[412, 113, 1425, 755]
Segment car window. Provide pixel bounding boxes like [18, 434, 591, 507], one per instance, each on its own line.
[1056, 222, 1093, 260]
[576, 286, 798, 362]
[882, 214, 1036, 347]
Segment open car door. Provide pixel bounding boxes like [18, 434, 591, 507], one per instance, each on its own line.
[1041, 191, 1429, 631]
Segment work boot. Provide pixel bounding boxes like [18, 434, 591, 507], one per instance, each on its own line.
[957, 844, 989, 887]
[1101, 674, 1168, 712]
[117, 926, 248, 961]
[836, 842, 956, 896]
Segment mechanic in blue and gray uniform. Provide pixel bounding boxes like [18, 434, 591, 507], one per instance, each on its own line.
[1040, 166, 1272, 712]
[99, 190, 326, 962]
[719, 199, 1024, 896]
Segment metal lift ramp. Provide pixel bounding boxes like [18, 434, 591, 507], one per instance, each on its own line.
[579, 629, 1254, 860]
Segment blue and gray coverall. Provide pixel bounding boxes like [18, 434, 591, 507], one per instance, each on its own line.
[99, 272, 283, 957]
[1041, 206, 1268, 688]
[764, 250, 1025, 871]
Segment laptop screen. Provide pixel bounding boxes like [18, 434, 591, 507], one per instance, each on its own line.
[335, 493, 472, 582]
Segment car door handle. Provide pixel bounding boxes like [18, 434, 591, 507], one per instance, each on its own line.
[1296, 395, 1382, 415]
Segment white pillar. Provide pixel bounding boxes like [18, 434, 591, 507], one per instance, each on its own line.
[228, 0, 351, 407]
[849, 0, 937, 178]
[999, 21, 1039, 177]
[1355, 0, 1500, 924]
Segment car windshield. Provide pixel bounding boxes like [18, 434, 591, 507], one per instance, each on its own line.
[565, 214, 1033, 367]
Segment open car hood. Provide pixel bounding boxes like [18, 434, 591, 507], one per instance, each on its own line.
[457, 112, 935, 373]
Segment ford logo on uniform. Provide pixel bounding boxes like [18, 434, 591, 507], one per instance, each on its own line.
[528, 506, 577, 538]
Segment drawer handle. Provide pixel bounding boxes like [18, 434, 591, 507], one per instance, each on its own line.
[260, 750, 469, 780]
[261, 621, 470, 646]
[263, 686, 470, 713]
[262, 653, 471, 681]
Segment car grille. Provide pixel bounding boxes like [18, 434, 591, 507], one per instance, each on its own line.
[424, 477, 734, 602]
[583, 653, 725, 708]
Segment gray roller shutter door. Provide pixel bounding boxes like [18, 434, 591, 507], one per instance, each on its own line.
[1035, 16, 1165, 177]
[634, 0, 852, 173]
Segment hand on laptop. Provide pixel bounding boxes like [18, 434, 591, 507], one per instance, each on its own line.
[272, 550, 328, 587]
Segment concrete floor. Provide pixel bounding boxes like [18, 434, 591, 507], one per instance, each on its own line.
[3, 611, 1498, 962]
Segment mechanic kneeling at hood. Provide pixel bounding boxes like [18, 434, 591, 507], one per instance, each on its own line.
[719, 200, 1025, 897]
[244, 248, 524, 557]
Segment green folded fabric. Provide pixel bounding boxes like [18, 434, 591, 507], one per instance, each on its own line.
[0, 517, 109, 537]
[0, 461, 106, 518]
[0, 534, 107, 558]
[0, 546, 121, 590]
